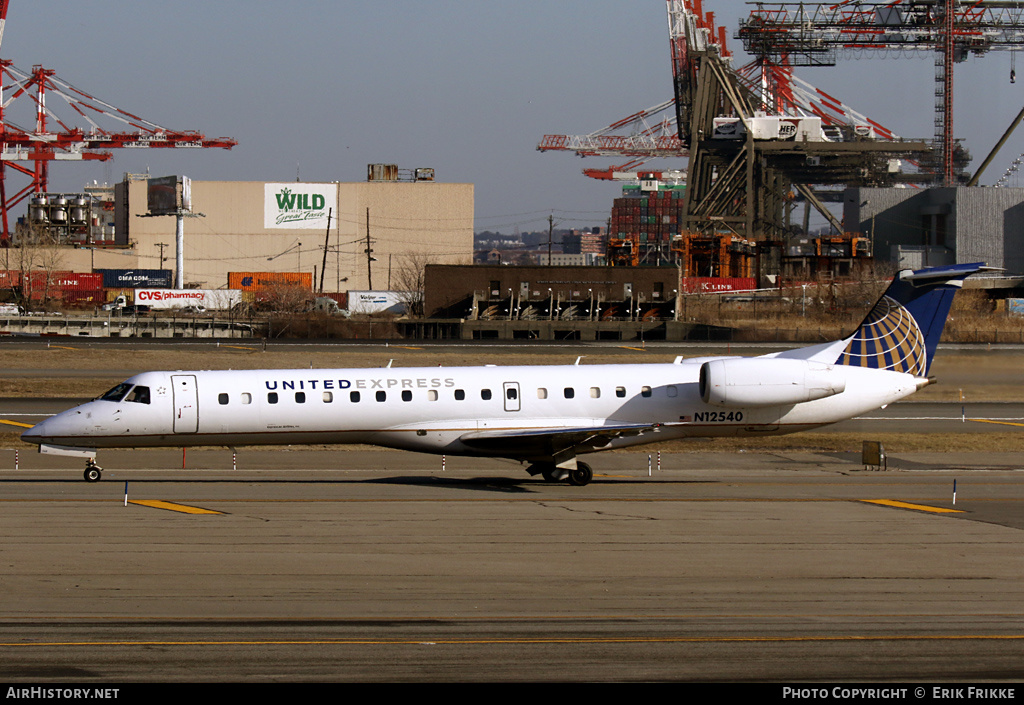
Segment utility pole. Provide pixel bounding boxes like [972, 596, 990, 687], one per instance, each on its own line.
[364, 206, 372, 288]
[319, 208, 332, 294]
[547, 214, 554, 266]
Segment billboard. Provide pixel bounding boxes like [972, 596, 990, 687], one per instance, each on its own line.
[264, 183, 337, 230]
[147, 175, 191, 215]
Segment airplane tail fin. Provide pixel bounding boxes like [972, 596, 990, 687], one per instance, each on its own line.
[834, 263, 990, 376]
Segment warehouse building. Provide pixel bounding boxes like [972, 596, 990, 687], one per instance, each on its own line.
[46, 172, 474, 293]
[844, 186, 1024, 274]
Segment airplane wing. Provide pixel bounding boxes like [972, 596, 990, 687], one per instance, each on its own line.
[458, 422, 661, 458]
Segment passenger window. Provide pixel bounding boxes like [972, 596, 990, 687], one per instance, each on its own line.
[481, 389, 492, 400]
[455, 389, 465, 401]
[126, 386, 151, 404]
[402, 390, 412, 402]
[350, 391, 360, 403]
[616, 387, 626, 398]
[295, 392, 306, 403]
[590, 387, 600, 398]
[427, 390, 438, 401]
[537, 388, 548, 399]
[268, 392, 278, 404]
[506, 387, 518, 400]
[641, 386, 652, 398]
[564, 387, 574, 399]
[218, 393, 229, 405]
[667, 385, 678, 397]
[376, 391, 387, 402]
[323, 391, 333, 403]
[241, 393, 252, 404]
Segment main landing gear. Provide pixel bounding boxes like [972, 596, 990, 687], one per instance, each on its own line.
[84, 460, 102, 483]
[532, 461, 594, 486]
[569, 462, 593, 487]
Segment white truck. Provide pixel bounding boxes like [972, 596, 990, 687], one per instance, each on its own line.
[134, 289, 243, 312]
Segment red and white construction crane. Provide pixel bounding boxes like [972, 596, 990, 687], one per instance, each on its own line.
[736, 0, 1024, 185]
[539, 0, 901, 181]
[0, 1, 236, 243]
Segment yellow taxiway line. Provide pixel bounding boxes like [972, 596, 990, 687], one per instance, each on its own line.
[0, 419, 34, 428]
[128, 500, 224, 515]
[861, 499, 963, 514]
[971, 418, 1024, 428]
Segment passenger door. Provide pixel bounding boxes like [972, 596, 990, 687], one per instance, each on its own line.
[171, 374, 199, 433]
[503, 382, 521, 412]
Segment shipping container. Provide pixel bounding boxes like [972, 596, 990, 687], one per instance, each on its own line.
[96, 268, 173, 288]
[320, 291, 348, 309]
[228, 271, 313, 291]
[0, 270, 22, 288]
[62, 290, 106, 306]
[51, 272, 103, 292]
[22, 271, 73, 300]
[104, 288, 134, 303]
[680, 277, 757, 294]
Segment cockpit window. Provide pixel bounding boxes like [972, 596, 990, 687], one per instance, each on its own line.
[126, 386, 150, 404]
[99, 382, 132, 402]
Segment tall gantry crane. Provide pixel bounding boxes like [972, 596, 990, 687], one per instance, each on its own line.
[736, 0, 1024, 185]
[0, 1, 236, 243]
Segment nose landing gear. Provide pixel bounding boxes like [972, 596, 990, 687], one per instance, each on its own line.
[84, 460, 103, 483]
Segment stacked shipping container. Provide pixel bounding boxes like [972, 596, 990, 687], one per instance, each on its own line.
[609, 186, 686, 265]
[0, 266, 348, 311]
[610, 185, 757, 278]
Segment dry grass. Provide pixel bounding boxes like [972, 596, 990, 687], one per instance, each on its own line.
[646, 432, 1024, 453]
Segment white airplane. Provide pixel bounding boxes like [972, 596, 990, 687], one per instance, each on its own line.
[22, 263, 987, 485]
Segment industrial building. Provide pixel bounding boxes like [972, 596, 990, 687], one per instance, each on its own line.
[845, 186, 1024, 274]
[27, 174, 474, 294]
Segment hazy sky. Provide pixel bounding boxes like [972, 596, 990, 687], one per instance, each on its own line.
[6, 1, 1024, 234]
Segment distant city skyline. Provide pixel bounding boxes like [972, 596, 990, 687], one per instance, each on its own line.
[6, 1, 1024, 234]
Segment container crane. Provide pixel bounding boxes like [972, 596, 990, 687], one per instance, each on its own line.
[736, 0, 1024, 185]
[0, 2, 236, 243]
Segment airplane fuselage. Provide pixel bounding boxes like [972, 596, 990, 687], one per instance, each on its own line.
[26, 361, 922, 459]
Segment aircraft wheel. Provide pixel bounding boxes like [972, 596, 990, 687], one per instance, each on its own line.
[84, 463, 102, 483]
[568, 462, 593, 487]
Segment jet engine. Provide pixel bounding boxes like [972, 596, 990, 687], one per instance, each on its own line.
[699, 358, 846, 408]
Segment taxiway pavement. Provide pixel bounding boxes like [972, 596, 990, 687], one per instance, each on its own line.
[0, 449, 1021, 682]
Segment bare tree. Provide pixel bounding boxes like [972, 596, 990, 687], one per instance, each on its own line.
[256, 282, 315, 313]
[11, 223, 66, 309]
[389, 252, 434, 317]
[387, 253, 471, 317]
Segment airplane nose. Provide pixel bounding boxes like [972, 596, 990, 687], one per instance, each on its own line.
[20, 419, 50, 444]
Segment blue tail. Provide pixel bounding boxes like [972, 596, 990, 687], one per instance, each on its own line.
[835, 263, 989, 376]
